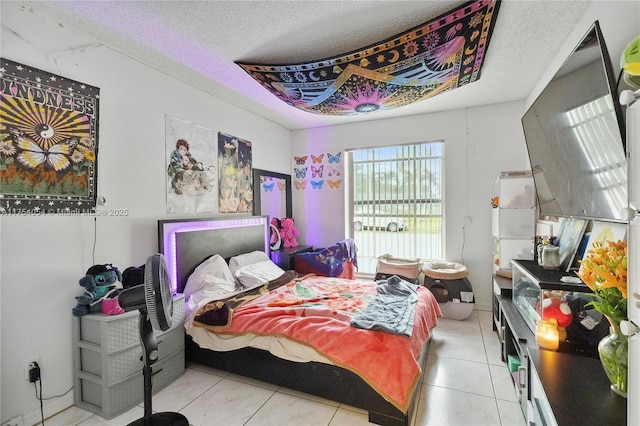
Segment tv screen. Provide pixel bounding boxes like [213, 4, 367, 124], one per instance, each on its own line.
[522, 21, 627, 222]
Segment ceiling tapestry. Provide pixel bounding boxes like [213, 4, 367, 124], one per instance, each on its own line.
[236, 0, 501, 116]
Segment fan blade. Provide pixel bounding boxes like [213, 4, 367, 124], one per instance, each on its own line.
[145, 254, 174, 331]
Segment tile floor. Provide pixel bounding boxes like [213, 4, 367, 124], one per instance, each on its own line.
[45, 310, 526, 425]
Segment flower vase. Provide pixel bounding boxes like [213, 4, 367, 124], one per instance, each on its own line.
[598, 316, 628, 398]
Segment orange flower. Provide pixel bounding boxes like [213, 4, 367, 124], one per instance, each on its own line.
[577, 240, 627, 321]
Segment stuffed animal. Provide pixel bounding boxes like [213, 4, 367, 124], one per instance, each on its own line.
[280, 217, 299, 248]
[72, 264, 124, 316]
[540, 296, 573, 328]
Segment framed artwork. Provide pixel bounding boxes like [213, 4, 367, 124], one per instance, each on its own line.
[555, 217, 588, 271]
[582, 221, 627, 254]
[0, 58, 100, 214]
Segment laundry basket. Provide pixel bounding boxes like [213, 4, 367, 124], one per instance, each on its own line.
[422, 261, 475, 320]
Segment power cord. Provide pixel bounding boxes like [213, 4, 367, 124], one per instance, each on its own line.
[29, 362, 73, 426]
[33, 381, 44, 425]
[93, 216, 97, 265]
[30, 362, 44, 426]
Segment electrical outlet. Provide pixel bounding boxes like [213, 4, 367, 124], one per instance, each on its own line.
[24, 356, 40, 381]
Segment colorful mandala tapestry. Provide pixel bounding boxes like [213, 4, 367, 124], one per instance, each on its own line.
[236, 0, 500, 115]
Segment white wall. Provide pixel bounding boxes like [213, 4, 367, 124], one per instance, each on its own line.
[0, 4, 291, 423]
[527, 1, 640, 108]
[291, 101, 530, 314]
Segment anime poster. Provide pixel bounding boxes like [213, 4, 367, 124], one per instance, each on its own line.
[292, 151, 343, 192]
[165, 115, 217, 214]
[0, 58, 100, 214]
[218, 132, 252, 213]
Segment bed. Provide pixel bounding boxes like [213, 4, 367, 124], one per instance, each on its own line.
[158, 216, 440, 426]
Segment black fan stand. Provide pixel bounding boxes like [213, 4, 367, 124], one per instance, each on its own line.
[128, 309, 189, 426]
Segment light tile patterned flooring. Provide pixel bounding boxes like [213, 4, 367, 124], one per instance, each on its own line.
[46, 310, 526, 425]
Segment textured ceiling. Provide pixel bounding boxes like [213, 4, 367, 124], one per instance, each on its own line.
[10, 1, 592, 130]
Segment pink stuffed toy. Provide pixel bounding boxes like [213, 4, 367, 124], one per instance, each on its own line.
[280, 217, 299, 248]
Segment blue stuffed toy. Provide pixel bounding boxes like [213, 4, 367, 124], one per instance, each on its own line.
[72, 264, 123, 316]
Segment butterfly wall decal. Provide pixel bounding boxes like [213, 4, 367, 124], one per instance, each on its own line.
[327, 152, 342, 163]
[311, 180, 324, 189]
[311, 154, 324, 164]
[295, 167, 308, 178]
[327, 179, 342, 188]
[294, 180, 307, 190]
[294, 156, 308, 165]
[311, 165, 324, 178]
[262, 182, 275, 192]
[328, 165, 341, 177]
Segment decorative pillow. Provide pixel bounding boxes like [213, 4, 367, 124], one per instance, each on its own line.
[235, 259, 286, 289]
[184, 254, 236, 300]
[228, 250, 271, 275]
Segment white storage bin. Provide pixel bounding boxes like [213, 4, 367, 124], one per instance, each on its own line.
[494, 238, 534, 270]
[494, 171, 535, 208]
[492, 208, 536, 238]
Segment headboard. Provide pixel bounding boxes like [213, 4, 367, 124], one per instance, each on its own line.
[158, 216, 270, 293]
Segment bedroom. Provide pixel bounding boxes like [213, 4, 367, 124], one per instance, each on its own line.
[1, 1, 639, 425]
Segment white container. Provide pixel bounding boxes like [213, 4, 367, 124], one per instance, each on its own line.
[493, 171, 536, 208]
[492, 208, 536, 239]
[494, 238, 534, 270]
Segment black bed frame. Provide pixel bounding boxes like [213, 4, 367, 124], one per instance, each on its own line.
[158, 217, 429, 426]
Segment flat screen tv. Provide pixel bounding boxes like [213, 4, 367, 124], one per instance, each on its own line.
[522, 21, 627, 222]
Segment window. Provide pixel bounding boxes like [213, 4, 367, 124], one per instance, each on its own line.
[346, 142, 444, 273]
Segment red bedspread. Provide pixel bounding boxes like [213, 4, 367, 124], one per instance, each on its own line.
[193, 275, 441, 411]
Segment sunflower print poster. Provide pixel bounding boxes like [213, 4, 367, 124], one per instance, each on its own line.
[0, 58, 99, 214]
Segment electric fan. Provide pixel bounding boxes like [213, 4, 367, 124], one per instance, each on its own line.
[118, 254, 188, 426]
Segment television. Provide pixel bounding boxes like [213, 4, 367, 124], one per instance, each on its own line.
[522, 21, 627, 222]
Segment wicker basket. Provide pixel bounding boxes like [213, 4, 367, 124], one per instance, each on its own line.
[422, 261, 468, 280]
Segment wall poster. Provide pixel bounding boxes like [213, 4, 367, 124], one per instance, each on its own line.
[0, 58, 100, 214]
[292, 151, 343, 191]
[165, 115, 217, 214]
[218, 132, 253, 213]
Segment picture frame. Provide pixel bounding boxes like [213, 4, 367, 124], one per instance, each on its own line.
[582, 221, 627, 255]
[555, 217, 588, 272]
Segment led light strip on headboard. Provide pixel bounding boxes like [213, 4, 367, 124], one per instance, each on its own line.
[158, 216, 270, 294]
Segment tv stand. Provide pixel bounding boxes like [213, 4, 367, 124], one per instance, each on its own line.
[499, 290, 626, 424]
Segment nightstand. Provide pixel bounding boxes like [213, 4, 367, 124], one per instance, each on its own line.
[72, 294, 185, 419]
[271, 245, 313, 270]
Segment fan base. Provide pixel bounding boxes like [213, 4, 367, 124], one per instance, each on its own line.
[128, 412, 188, 426]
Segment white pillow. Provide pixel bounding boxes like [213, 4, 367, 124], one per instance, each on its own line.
[184, 254, 236, 300]
[228, 250, 270, 275]
[235, 260, 285, 289]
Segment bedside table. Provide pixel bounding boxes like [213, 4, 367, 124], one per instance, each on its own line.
[271, 245, 313, 270]
[72, 294, 185, 419]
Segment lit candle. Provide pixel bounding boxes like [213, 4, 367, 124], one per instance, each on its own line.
[536, 319, 560, 351]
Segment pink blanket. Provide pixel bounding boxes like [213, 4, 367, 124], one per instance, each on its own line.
[195, 275, 441, 411]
